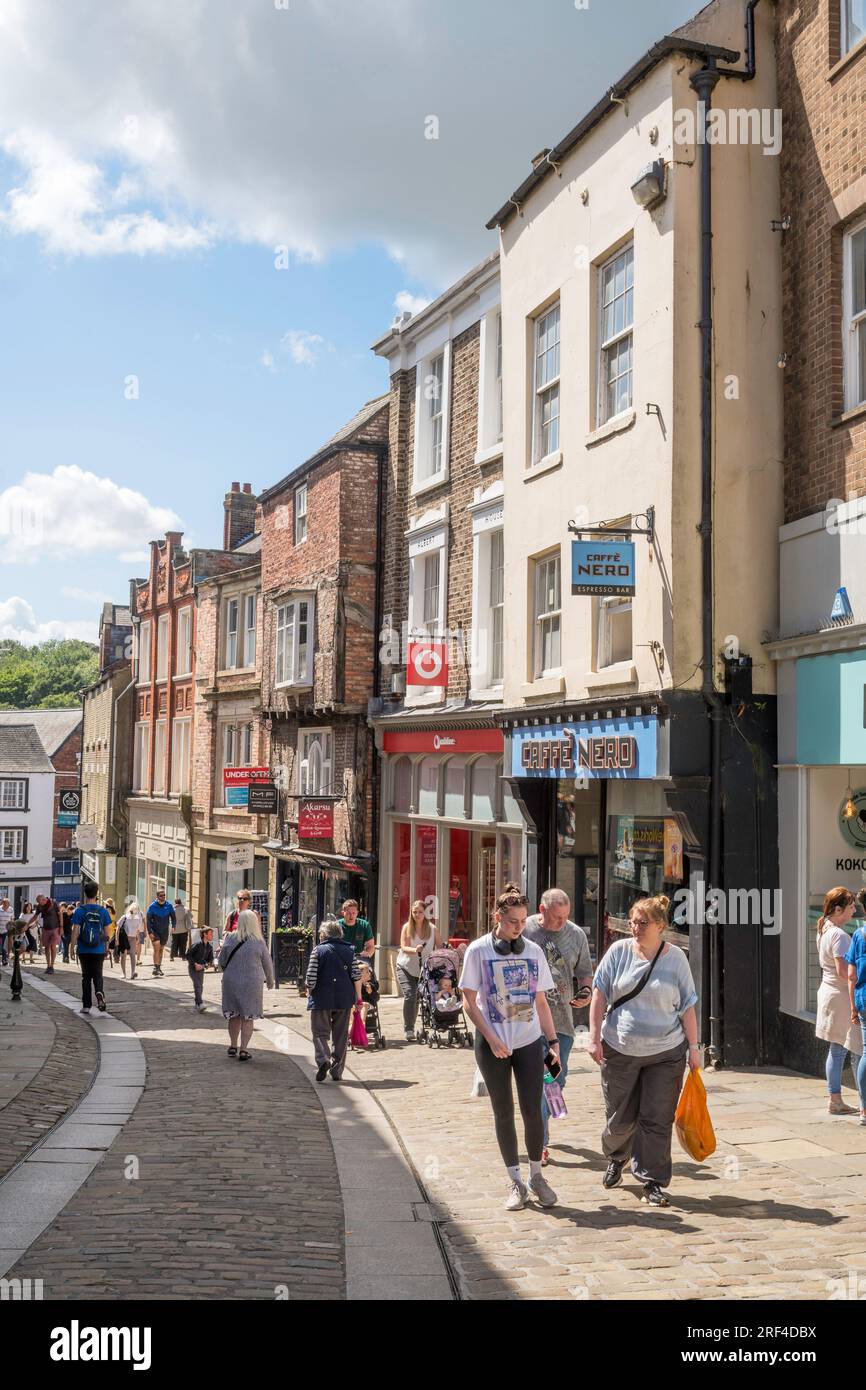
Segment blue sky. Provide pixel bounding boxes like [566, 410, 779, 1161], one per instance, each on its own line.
[0, 0, 700, 644]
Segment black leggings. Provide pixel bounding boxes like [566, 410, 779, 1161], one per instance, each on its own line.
[474, 1033, 545, 1168]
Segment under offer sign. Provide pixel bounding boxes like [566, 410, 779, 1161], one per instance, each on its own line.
[407, 640, 449, 687]
[223, 766, 269, 809]
[298, 799, 334, 839]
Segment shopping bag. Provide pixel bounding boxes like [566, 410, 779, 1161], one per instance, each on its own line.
[470, 1066, 488, 1099]
[674, 1067, 716, 1162]
[350, 1008, 369, 1049]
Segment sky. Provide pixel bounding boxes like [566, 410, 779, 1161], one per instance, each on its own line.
[0, 0, 701, 645]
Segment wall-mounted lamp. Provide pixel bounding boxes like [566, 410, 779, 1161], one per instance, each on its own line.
[631, 159, 666, 208]
[777, 353, 789, 369]
[771, 215, 791, 232]
[844, 771, 857, 820]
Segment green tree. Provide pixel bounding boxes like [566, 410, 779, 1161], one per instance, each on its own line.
[0, 638, 98, 709]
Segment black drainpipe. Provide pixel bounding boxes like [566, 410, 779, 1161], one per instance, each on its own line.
[369, 443, 388, 929]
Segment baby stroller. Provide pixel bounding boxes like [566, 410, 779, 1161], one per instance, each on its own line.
[352, 955, 386, 1049]
[417, 947, 473, 1048]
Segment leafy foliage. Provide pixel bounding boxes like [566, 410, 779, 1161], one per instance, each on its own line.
[0, 639, 98, 709]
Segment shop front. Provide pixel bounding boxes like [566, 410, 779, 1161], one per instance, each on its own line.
[270, 848, 370, 933]
[195, 837, 270, 938]
[376, 723, 525, 990]
[128, 801, 191, 913]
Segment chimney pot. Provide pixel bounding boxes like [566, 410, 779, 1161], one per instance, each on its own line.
[231, 481, 240, 492]
[242, 483, 252, 495]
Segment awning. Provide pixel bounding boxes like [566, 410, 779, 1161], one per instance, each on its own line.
[263, 843, 371, 876]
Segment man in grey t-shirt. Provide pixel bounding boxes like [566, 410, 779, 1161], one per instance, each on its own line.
[524, 888, 593, 1160]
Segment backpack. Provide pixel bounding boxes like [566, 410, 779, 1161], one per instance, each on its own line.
[79, 905, 105, 951]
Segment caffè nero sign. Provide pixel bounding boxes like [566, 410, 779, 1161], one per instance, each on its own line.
[511, 717, 657, 780]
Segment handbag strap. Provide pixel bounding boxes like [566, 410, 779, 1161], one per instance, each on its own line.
[605, 940, 665, 1018]
[221, 937, 249, 974]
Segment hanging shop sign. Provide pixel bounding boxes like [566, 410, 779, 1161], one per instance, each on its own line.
[226, 843, 256, 873]
[223, 766, 270, 808]
[571, 540, 635, 596]
[407, 640, 449, 687]
[58, 812, 79, 828]
[298, 799, 334, 839]
[382, 728, 504, 755]
[512, 716, 657, 780]
[60, 790, 81, 814]
[74, 823, 99, 852]
[247, 783, 279, 815]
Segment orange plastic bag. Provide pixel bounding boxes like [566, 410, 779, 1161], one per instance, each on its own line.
[674, 1068, 716, 1162]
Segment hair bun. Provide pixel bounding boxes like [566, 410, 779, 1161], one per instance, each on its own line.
[503, 881, 521, 895]
[655, 895, 670, 913]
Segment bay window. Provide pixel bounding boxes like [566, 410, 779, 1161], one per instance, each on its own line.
[275, 596, 313, 686]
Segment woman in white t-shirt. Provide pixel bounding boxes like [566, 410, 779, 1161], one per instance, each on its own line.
[395, 900, 441, 1042]
[460, 883, 560, 1213]
[815, 886, 860, 1115]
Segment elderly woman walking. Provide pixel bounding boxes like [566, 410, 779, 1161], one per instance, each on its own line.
[305, 919, 363, 1083]
[218, 908, 274, 1061]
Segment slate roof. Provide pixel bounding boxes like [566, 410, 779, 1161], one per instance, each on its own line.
[0, 708, 82, 757]
[0, 723, 54, 774]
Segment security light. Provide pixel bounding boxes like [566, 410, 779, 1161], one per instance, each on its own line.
[630, 159, 666, 208]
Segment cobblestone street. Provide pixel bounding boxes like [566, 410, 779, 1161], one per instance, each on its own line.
[2, 957, 866, 1301]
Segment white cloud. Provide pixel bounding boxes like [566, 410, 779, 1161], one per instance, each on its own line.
[0, 596, 96, 646]
[0, 465, 182, 564]
[61, 585, 112, 604]
[0, 0, 650, 284]
[395, 291, 431, 318]
[280, 330, 326, 367]
[260, 348, 275, 371]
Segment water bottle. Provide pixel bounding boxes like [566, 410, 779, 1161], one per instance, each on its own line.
[543, 1072, 567, 1119]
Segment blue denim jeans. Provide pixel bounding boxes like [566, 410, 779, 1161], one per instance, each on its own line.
[542, 1031, 575, 1147]
[826, 1041, 849, 1095]
[858, 1017, 866, 1110]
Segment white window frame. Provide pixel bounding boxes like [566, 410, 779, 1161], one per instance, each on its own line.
[244, 593, 257, 668]
[597, 595, 634, 670]
[407, 520, 448, 641]
[222, 591, 257, 671]
[843, 215, 866, 412]
[413, 342, 451, 493]
[137, 620, 152, 684]
[153, 720, 167, 796]
[298, 728, 333, 795]
[0, 828, 24, 862]
[476, 309, 504, 460]
[275, 595, 314, 688]
[532, 302, 561, 465]
[294, 483, 308, 545]
[533, 551, 562, 679]
[597, 243, 634, 426]
[170, 717, 191, 795]
[176, 606, 193, 678]
[469, 484, 505, 697]
[0, 779, 27, 811]
[218, 720, 254, 806]
[224, 597, 239, 669]
[489, 528, 505, 686]
[133, 722, 150, 792]
[156, 614, 170, 682]
[842, 0, 866, 55]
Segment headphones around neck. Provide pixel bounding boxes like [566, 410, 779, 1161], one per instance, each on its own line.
[492, 927, 526, 956]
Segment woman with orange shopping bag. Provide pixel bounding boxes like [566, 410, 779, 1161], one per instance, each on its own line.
[588, 894, 700, 1208]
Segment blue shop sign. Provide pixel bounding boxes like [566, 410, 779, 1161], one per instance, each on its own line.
[225, 786, 249, 807]
[57, 812, 79, 828]
[571, 540, 635, 596]
[512, 716, 657, 779]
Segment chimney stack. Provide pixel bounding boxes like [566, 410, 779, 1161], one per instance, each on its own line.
[224, 483, 258, 550]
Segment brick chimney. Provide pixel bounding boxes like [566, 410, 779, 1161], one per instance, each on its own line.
[223, 482, 258, 550]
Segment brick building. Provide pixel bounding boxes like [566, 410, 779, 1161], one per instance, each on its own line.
[368, 254, 521, 980]
[79, 603, 134, 902]
[127, 533, 196, 913]
[0, 708, 83, 904]
[768, 0, 866, 1074]
[190, 484, 270, 934]
[257, 397, 388, 941]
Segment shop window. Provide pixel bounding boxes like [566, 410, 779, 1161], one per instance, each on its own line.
[443, 757, 469, 819]
[418, 757, 440, 816]
[414, 824, 438, 922]
[392, 822, 411, 945]
[448, 828, 473, 937]
[605, 814, 687, 950]
[392, 757, 412, 813]
[471, 756, 499, 823]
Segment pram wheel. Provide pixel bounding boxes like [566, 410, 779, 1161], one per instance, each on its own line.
[378, 1036, 386, 1048]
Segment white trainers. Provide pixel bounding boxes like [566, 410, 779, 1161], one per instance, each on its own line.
[504, 1179, 529, 1211]
[529, 1172, 558, 1207]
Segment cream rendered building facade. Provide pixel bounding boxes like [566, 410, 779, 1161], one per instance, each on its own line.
[492, 0, 784, 1065]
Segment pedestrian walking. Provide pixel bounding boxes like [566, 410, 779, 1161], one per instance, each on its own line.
[524, 887, 594, 1165]
[814, 887, 860, 1115]
[337, 899, 376, 958]
[60, 902, 74, 962]
[117, 900, 144, 978]
[0, 897, 11, 966]
[395, 900, 442, 1042]
[18, 902, 38, 964]
[224, 890, 254, 934]
[70, 884, 112, 1015]
[305, 918, 363, 1082]
[588, 894, 699, 1208]
[187, 927, 214, 1011]
[114, 910, 135, 979]
[845, 908, 866, 1126]
[32, 894, 62, 974]
[218, 909, 274, 1060]
[171, 896, 193, 959]
[145, 888, 174, 976]
[459, 883, 560, 1212]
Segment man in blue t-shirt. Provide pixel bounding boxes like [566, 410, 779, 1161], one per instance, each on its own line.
[146, 889, 175, 977]
[71, 884, 112, 1015]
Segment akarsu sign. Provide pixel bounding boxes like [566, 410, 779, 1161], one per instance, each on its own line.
[571, 540, 635, 596]
[512, 716, 657, 780]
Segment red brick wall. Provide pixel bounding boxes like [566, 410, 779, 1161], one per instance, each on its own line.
[130, 534, 196, 797]
[777, 0, 866, 519]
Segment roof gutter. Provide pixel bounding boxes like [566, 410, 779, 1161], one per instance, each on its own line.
[486, 36, 740, 230]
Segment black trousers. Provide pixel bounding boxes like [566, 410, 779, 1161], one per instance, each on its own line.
[171, 932, 188, 959]
[474, 1033, 545, 1168]
[79, 953, 105, 1009]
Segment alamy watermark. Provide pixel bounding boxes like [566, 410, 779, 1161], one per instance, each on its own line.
[674, 102, 782, 157]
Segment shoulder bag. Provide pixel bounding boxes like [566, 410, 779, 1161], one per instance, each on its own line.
[604, 940, 665, 1019]
[219, 938, 249, 974]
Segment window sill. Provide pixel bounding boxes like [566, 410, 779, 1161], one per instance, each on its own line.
[215, 668, 257, 679]
[584, 663, 638, 689]
[475, 442, 504, 468]
[832, 401, 866, 429]
[523, 451, 563, 482]
[274, 681, 313, 691]
[585, 408, 636, 448]
[829, 33, 866, 81]
[411, 468, 449, 499]
[519, 673, 565, 699]
[469, 685, 504, 703]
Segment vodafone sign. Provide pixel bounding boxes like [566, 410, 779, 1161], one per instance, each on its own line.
[407, 640, 448, 687]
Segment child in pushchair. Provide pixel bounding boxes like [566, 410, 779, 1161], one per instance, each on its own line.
[353, 955, 386, 1049]
[417, 947, 473, 1047]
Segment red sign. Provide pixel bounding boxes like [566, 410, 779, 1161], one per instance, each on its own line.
[407, 640, 448, 687]
[223, 766, 269, 786]
[382, 728, 504, 755]
[299, 799, 334, 839]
